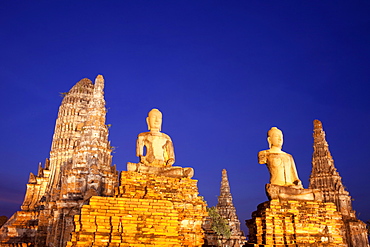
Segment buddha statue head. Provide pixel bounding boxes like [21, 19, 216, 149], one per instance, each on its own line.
[267, 127, 283, 149]
[146, 108, 162, 132]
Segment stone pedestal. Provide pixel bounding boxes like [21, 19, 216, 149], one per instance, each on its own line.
[246, 199, 346, 246]
[0, 211, 39, 245]
[67, 171, 208, 246]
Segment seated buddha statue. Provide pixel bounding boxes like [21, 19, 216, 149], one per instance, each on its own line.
[258, 127, 322, 201]
[127, 109, 193, 178]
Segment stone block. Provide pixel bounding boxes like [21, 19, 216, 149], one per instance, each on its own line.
[247, 199, 347, 246]
[67, 171, 207, 246]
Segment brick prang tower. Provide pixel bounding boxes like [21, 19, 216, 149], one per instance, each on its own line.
[0, 75, 118, 247]
[309, 119, 369, 247]
[216, 169, 245, 247]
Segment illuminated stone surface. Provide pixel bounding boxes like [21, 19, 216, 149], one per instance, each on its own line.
[67, 171, 207, 246]
[246, 199, 346, 246]
[258, 127, 322, 201]
[0, 76, 118, 246]
[127, 108, 194, 178]
[2, 77, 368, 247]
[0, 88, 207, 246]
[247, 122, 369, 246]
[138, 109, 175, 166]
[309, 120, 369, 247]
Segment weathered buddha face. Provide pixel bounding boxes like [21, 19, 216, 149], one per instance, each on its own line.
[268, 127, 283, 148]
[147, 109, 162, 131]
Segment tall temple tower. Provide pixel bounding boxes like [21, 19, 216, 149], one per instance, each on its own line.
[1, 76, 209, 247]
[309, 119, 369, 247]
[216, 169, 245, 246]
[0, 75, 118, 247]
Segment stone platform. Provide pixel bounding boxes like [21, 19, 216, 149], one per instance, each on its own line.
[67, 171, 208, 246]
[246, 199, 346, 246]
[0, 211, 39, 246]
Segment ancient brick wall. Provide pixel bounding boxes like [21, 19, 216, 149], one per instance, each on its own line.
[246, 199, 346, 247]
[67, 171, 208, 246]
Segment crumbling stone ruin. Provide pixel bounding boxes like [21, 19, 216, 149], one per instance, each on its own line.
[0, 75, 369, 247]
[203, 169, 245, 246]
[0, 76, 118, 247]
[246, 124, 369, 247]
[309, 119, 369, 247]
[0, 77, 208, 246]
[68, 172, 207, 246]
[67, 108, 208, 246]
[215, 169, 245, 246]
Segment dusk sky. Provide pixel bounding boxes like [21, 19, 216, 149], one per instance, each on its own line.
[1, 1, 370, 234]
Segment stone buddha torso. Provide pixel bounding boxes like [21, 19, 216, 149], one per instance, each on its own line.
[257, 127, 322, 201]
[258, 150, 302, 187]
[137, 131, 174, 167]
[127, 108, 193, 179]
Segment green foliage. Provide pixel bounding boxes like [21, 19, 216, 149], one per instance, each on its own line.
[207, 207, 231, 240]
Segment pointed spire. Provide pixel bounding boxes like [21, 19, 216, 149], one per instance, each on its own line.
[309, 119, 352, 214]
[44, 158, 50, 170]
[310, 119, 337, 176]
[309, 120, 344, 191]
[37, 162, 44, 177]
[28, 173, 37, 184]
[217, 169, 236, 219]
[93, 75, 104, 100]
[216, 169, 245, 244]
[309, 120, 370, 247]
[220, 169, 231, 198]
[94, 75, 104, 89]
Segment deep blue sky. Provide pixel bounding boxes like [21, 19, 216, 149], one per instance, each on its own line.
[1, 1, 370, 234]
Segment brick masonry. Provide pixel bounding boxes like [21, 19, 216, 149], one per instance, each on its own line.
[67, 171, 208, 246]
[246, 199, 346, 246]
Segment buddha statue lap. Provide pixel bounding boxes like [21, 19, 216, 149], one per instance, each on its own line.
[258, 127, 322, 201]
[127, 109, 194, 178]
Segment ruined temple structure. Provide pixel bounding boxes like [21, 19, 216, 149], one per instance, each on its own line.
[203, 169, 246, 246]
[215, 169, 245, 246]
[67, 171, 207, 246]
[66, 108, 208, 246]
[2, 75, 369, 247]
[0, 88, 208, 246]
[309, 119, 369, 247]
[246, 126, 368, 247]
[0, 75, 119, 246]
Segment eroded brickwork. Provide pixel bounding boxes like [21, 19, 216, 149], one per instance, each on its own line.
[246, 199, 346, 246]
[67, 171, 208, 246]
[0, 76, 118, 247]
[309, 120, 369, 247]
[215, 169, 245, 246]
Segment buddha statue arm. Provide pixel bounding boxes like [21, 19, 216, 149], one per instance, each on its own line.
[289, 155, 302, 187]
[258, 150, 268, 164]
[165, 137, 175, 166]
[136, 134, 145, 159]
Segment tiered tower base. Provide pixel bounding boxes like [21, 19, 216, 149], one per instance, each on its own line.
[246, 199, 346, 246]
[0, 211, 39, 245]
[67, 171, 208, 246]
